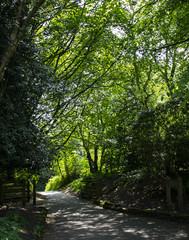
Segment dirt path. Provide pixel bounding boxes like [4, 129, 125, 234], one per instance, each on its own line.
[38, 191, 189, 240]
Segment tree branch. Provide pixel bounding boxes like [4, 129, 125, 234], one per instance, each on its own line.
[56, 126, 77, 150]
[152, 38, 189, 51]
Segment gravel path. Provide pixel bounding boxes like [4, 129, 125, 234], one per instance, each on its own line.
[39, 191, 189, 240]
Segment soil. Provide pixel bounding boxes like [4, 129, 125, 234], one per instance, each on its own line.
[80, 173, 189, 214]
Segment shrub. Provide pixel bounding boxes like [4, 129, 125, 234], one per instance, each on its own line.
[45, 175, 63, 191]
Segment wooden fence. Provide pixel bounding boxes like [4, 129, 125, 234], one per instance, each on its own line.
[0, 178, 36, 206]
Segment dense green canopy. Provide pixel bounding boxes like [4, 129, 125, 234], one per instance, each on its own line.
[0, 0, 189, 178]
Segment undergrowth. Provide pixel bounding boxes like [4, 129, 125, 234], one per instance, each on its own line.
[0, 211, 28, 240]
[33, 208, 47, 240]
[45, 175, 63, 191]
[67, 177, 86, 192]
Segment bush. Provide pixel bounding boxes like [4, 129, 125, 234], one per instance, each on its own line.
[45, 175, 63, 191]
[67, 178, 86, 192]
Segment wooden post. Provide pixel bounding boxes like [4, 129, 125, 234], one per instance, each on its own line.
[166, 177, 171, 210]
[0, 176, 3, 205]
[27, 180, 30, 202]
[22, 180, 26, 207]
[177, 177, 183, 211]
[33, 180, 36, 205]
[166, 176, 183, 211]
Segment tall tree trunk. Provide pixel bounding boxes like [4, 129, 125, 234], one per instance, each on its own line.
[83, 145, 98, 173]
[64, 153, 71, 180]
[94, 146, 98, 172]
[79, 127, 98, 173]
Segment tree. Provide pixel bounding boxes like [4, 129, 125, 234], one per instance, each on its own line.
[0, 27, 53, 173]
[47, 0, 189, 177]
[36, 0, 122, 135]
[101, 0, 189, 175]
[0, 0, 46, 96]
[36, 0, 123, 174]
[0, 0, 55, 174]
[1, 0, 189, 181]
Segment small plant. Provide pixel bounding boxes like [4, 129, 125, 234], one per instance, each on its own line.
[33, 208, 47, 240]
[0, 211, 27, 240]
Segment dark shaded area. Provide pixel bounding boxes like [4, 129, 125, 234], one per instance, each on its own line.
[80, 173, 189, 214]
[0, 204, 47, 240]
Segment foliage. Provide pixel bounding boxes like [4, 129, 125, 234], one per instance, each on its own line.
[0, 211, 27, 240]
[45, 175, 63, 191]
[33, 208, 47, 240]
[67, 172, 116, 193]
[67, 178, 86, 193]
[36, 167, 53, 191]
[45, 149, 90, 190]
[0, 0, 54, 173]
[172, 65, 189, 107]
[117, 100, 189, 176]
[1, 0, 189, 181]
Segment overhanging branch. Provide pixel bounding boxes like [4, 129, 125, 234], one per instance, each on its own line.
[56, 126, 77, 150]
[152, 38, 189, 51]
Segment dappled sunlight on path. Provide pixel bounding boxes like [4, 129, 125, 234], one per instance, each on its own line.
[39, 191, 189, 240]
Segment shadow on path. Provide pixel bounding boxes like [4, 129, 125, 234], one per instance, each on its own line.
[38, 191, 189, 240]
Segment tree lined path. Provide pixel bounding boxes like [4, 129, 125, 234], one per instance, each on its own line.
[39, 191, 189, 240]
[1, 2, 189, 238]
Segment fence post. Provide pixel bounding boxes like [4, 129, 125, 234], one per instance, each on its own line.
[0, 176, 3, 205]
[27, 180, 30, 202]
[22, 180, 26, 207]
[33, 180, 36, 205]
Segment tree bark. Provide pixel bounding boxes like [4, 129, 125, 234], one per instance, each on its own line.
[63, 153, 71, 180]
[94, 146, 98, 172]
[79, 127, 98, 173]
[84, 145, 98, 173]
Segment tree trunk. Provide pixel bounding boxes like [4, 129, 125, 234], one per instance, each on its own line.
[94, 146, 98, 172]
[99, 147, 106, 172]
[63, 153, 71, 179]
[79, 127, 98, 173]
[84, 146, 98, 173]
